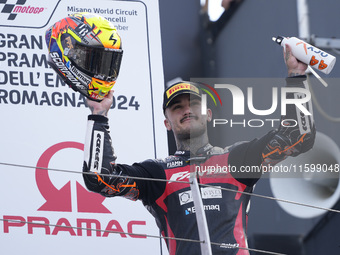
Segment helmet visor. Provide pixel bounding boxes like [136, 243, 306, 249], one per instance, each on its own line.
[67, 42, 123, 81]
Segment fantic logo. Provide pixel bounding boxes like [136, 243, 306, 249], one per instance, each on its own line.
[0, 0, 45, 20]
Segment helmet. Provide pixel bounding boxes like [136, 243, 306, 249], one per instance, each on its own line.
[45, 12, 123, 101]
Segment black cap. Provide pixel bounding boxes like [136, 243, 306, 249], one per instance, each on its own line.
[163, 81, 202, 112]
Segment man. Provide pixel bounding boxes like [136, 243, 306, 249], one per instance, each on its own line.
[82, 44, 315, 255]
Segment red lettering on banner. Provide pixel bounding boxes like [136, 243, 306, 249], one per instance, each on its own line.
[3, 215, 25, 233]
[3, 215, 147, 238]
[128, 221, 147, 238]
[27, 216, 50, 234]
[51, 218, 76, 236]
[103, 220, 127, 238]
[77, 218, 102, 237]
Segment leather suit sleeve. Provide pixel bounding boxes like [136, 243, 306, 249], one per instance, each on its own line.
[228, 75, 316, 186]
[82, 114, 137, 199]
[262, 75, 316, 167]
[82, 115, 165, 203]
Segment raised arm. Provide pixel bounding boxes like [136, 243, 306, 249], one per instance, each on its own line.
[228, 44, 316, 185]
[82, 91, 140, 200]
[261, 44, 315, 166]
[82, 92, 166, 203]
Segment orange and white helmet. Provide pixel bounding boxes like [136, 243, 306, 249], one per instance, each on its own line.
[45, 12, 123, 101]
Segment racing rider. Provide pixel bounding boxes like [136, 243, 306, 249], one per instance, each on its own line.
[82, 44, 315, 255]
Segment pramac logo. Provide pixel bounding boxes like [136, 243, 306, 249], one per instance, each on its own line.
[36, 141, 111, 213]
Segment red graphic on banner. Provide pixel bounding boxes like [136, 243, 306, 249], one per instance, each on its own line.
[76, 182, 110, 213]
[36, 142, 110, 213]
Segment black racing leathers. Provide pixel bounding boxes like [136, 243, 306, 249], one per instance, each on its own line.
[83, 76, 315, 255]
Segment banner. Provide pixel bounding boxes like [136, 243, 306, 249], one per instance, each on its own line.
[0, 0, 168, 254]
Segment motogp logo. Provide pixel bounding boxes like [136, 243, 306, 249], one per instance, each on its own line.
[0, 0, 45, 21]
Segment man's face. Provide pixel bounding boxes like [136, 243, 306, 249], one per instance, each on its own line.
[164, 94, 212, 140]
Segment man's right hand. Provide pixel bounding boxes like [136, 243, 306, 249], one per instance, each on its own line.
[284, 44, 308, 77]
[87, 90, 114, 116]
